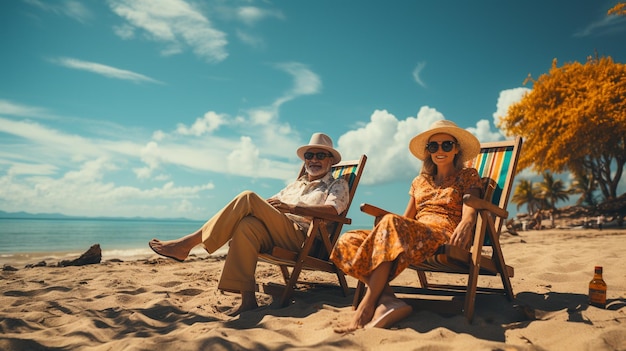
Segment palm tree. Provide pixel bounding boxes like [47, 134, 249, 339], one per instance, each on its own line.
[512, 179, 541, 215]
[569, 171, 598, 206]
[536, 171, 570, 227]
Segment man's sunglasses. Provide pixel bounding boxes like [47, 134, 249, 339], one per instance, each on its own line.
[426, 141, 456, 153]
[304, 152, 333, 160]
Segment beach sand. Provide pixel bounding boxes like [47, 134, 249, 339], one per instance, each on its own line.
[1, 228, 625, 351]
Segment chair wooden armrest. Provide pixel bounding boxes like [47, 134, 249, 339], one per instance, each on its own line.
[360, 203, 392, 218]
[462, 194, 508, 219]
[291, 207, 351, 225]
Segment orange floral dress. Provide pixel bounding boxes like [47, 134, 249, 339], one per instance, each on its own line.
[330, 168, 481, 282]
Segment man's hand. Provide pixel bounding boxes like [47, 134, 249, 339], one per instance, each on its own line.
[267, 198, 293, 213]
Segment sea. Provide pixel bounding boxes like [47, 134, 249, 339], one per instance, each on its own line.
[0, 217, 223, 265]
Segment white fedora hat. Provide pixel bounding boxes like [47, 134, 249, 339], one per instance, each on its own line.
[296, 133, 342, 164]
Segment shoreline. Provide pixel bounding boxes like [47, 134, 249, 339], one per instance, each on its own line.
[2, 226, 624, 268]
[2, 225, 624, 268]
[0, 245, 228, 268]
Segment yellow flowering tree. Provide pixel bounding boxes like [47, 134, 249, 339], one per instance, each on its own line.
[608, 3, 625, 15]
[498, 56, 626, 201]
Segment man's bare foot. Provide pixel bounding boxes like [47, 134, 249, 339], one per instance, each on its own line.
[224, 300, 259, 317]
[221, 290, 259, 317]
[148, 239, 189, 262]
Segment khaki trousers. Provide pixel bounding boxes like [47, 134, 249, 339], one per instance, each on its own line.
[200, 190, 305, 293]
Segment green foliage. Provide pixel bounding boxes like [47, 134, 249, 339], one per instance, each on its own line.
[511, 179, 541, 215]
[608, 3, 626, 16]
[568, 171, 599, 206]
[535, 171, 569, 211]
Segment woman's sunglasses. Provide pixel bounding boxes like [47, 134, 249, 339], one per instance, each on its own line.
[304, 152, 333, 160]
[426, 141, 456, 153]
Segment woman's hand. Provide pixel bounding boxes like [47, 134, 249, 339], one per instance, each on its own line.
[449, 219, 475, 250]
[450, 187, 480, 249]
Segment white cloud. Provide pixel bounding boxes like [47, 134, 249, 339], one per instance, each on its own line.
[113, 23, 136, 39]
[274, 62, 322, 98]
[337, 107, 443, 185]
[467, 119, 503, 142]
[412, 62, 427, 88]
[25, 0, 93, 23]
[0, 100, 51, 118]
[574, 13, 626, 37]
[175, 198, 195, 213]
[121, 62, 319, 182]
[262, 62, 321, 126]
[236, 6, 284, 26]
[492, 87, 529, 128]
[134, 141, 162, 179]
[51, 57, 163, 84]
[236, 29, 265, 48]
[108, 0, 228, 62]
[0, 117, 104, 163]
[248, 107, 277, 125]
[137, 132, 295, 181]
[6, 163, 58, 177]
[337, 105, 515, 185]
[176, 111, 227, 136]
[227, 136, 261, 174]
[0, 157, 215, 218]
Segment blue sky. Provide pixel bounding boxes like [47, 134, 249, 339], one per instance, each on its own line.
[1, 0, 625, 226]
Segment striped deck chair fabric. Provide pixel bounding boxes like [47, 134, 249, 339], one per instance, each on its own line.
[467, 138, 520, 245]
[259, 155, 367, 307]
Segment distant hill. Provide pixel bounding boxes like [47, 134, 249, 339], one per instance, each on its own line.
[0, 210, 198, 222]
[0, 211, 69, 219]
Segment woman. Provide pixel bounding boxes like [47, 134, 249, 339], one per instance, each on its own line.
[330, 120, 482, 331]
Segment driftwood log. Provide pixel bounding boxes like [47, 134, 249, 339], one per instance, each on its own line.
[58, 244, 102, 267]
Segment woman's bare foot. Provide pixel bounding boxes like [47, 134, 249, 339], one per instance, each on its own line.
[365, 296, 412, 329]
[148, 238, 190, 262]
[334, 298, 376, 333]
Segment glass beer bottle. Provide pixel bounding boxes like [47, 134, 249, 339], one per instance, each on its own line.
[588, 266, 607, 308]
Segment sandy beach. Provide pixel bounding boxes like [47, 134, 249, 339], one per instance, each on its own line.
[1, 227, 625, 351]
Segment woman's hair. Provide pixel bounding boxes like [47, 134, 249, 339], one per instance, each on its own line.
[420, 137, 465, 176]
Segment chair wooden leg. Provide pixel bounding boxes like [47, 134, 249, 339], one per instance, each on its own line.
[279, 263, 302, 306]
[464, 261, 480, 322]
[463, 214, 488, 322]
[336, 270, 349, 297]
[279, 265, 290, 284]
[277, 222, 320, 307]
[485, 215, 515, 300]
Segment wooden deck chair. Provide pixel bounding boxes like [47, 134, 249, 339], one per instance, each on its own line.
[259, 154, 367, 307]
[353, 137, 522, 322]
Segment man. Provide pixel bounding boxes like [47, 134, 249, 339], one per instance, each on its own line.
[149, 133, 349, 315]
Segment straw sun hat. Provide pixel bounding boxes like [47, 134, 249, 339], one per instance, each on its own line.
[296, 132, 342, 164]
[409, 120, 480, 164]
